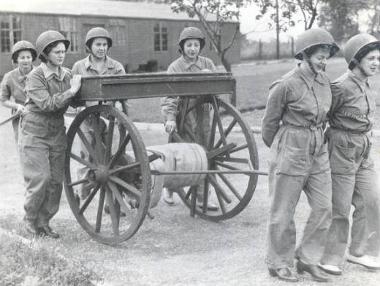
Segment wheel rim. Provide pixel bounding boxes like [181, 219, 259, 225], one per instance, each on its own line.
[176, 97, 259, 221]
[64, 105, 151, 245]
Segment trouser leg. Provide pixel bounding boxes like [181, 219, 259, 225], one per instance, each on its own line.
[321, 173, 355, 266]
[350, 162, 380, 257]
[266, 173, 305, 268]
[296, 171, 332, 264]
[20, 144, 50, 223]
[36, 147, 65, 227]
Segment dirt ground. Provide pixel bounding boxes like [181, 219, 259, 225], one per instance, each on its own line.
[1, 108, 380, 286]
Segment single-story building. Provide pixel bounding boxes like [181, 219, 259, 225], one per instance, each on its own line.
[0, 0, 240, 76]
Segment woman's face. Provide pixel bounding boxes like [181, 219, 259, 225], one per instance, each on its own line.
[17, 50, 33, 70]
[308, 47, 330, 72]
[91, 38, 108, 59]
[47, 42, 66, 66]
[358, 49, 380, 77]
[183, 39, 200, 60]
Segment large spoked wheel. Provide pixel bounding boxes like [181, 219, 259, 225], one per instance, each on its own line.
[64, 105, 151, 245]
[174, 97, 259, 221]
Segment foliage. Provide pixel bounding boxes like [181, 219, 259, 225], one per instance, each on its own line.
[318, 0, 369, 42]
[253, 0, 321, 31]
[0, 234, 101, 286]
[169, 0, 246, 71]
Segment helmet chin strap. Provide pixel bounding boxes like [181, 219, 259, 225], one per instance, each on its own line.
[302, 52, 319, 75]
[352, 58, 370, 77]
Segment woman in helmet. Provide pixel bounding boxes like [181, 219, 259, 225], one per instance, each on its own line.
[161, 26, 217, 210]
[319, 34, 380, 275]
[71, 27, 126, 214]
[20, 30, 81, 238]
[0, 40, 37, 142]
[262, 28, 339, 282]
[72, 27, 125, 76]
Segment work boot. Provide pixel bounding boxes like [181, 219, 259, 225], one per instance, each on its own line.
[38, 225, 60, 239]
[296, 259, 329, 282]
[347, 254, 380, 270]
[104, 205, 126, 217]
[268, 267, 298, 282]
[163, 189, 175, 206]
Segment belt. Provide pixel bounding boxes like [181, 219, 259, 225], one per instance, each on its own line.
[285, 123, 324, 131]
[329, 127, 372, 136]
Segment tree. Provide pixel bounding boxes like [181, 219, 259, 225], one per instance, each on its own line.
[318, 0, 368, 42]
[170, 0, 245, 72]
[253, 0, 321, 59]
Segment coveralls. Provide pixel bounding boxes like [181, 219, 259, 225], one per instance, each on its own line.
[0, 67, 32, 142]
[321, 71, 380, 266]
[161, 55, 216, 200]
[20, 63, 74, 227]
[262, 63, 333, 269]
[161, 55, 216, 146]
[71, 55, 125, 197]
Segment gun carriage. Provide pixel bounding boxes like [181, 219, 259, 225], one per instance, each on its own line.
[64, 72, 265, 245]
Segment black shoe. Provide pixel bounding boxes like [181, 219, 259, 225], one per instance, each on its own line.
[104, 205, 126, 217]
[39, 226, 60, 239]
[297, 260, 329, 282]
[268, 267, 298, 282]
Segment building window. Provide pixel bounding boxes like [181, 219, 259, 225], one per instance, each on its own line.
[59, 17, 78, 53]
[109, 19, 126, 46]
[154, 23, 168, 51]
[0, 15, 22, 53]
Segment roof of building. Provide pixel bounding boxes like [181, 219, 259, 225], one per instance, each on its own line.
[0, 0, 223, 22]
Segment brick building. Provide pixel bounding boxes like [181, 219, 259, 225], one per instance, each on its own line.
[0, 0, 240, 76]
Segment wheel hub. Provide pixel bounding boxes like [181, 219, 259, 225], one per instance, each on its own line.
[90, 166, 109, 184]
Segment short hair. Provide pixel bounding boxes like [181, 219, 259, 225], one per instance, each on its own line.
[39, 41, 66, 63]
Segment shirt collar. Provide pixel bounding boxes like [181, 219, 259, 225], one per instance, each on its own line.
[40, 63, 67, 81]
[347, 70, 370, 92]
[297, 63, 326, 88]
[17, 66, 34, 82]
[84, 55, 116, 72]
[179, 55, 202, 71]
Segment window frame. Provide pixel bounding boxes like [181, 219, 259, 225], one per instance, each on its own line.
[0, 14, 22, 53]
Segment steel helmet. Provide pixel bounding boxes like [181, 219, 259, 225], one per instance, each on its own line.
[85, 27, 112, 49]
[11, 40, 37, 63]
[36, 30, 70, 58]
[343, 33, 380, 68]
[295, 28, 339, 60]
[178, 27, 205, 50]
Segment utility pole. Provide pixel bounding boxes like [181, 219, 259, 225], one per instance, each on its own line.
[275, 0, 280, 59]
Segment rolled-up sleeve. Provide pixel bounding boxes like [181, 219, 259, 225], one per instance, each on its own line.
[261, 80, 286, 147]
[25, 72, 73, 112]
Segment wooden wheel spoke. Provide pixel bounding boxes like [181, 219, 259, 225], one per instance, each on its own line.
[109, 161, 141, 175]
[108, 181, 132, 215]
[92, 116, 105, 164]
[185, 188, 192, 200]
[105, 117, 115, 162]
[95, 187, 106, 233]
[70, 153, 96, 169]
[77, 128, 98, 164]
[230, 143, 248, 154]
[214, 119, 237, 149]
[215, 156, 250, 164]
[79, 184, 100, 215]
[109, 134, 131, 168]
[68, 178, 89, 187]
[207, 174, 231, 204]
[105, 186, 120, 235]
[202, 179, 209, 214]
[207, 108, 218, 150]
[216, 169, 243, 201]
[109, 175, 141, 199]
[211, 98, 227, 147]
[215, 162, 250, 176]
